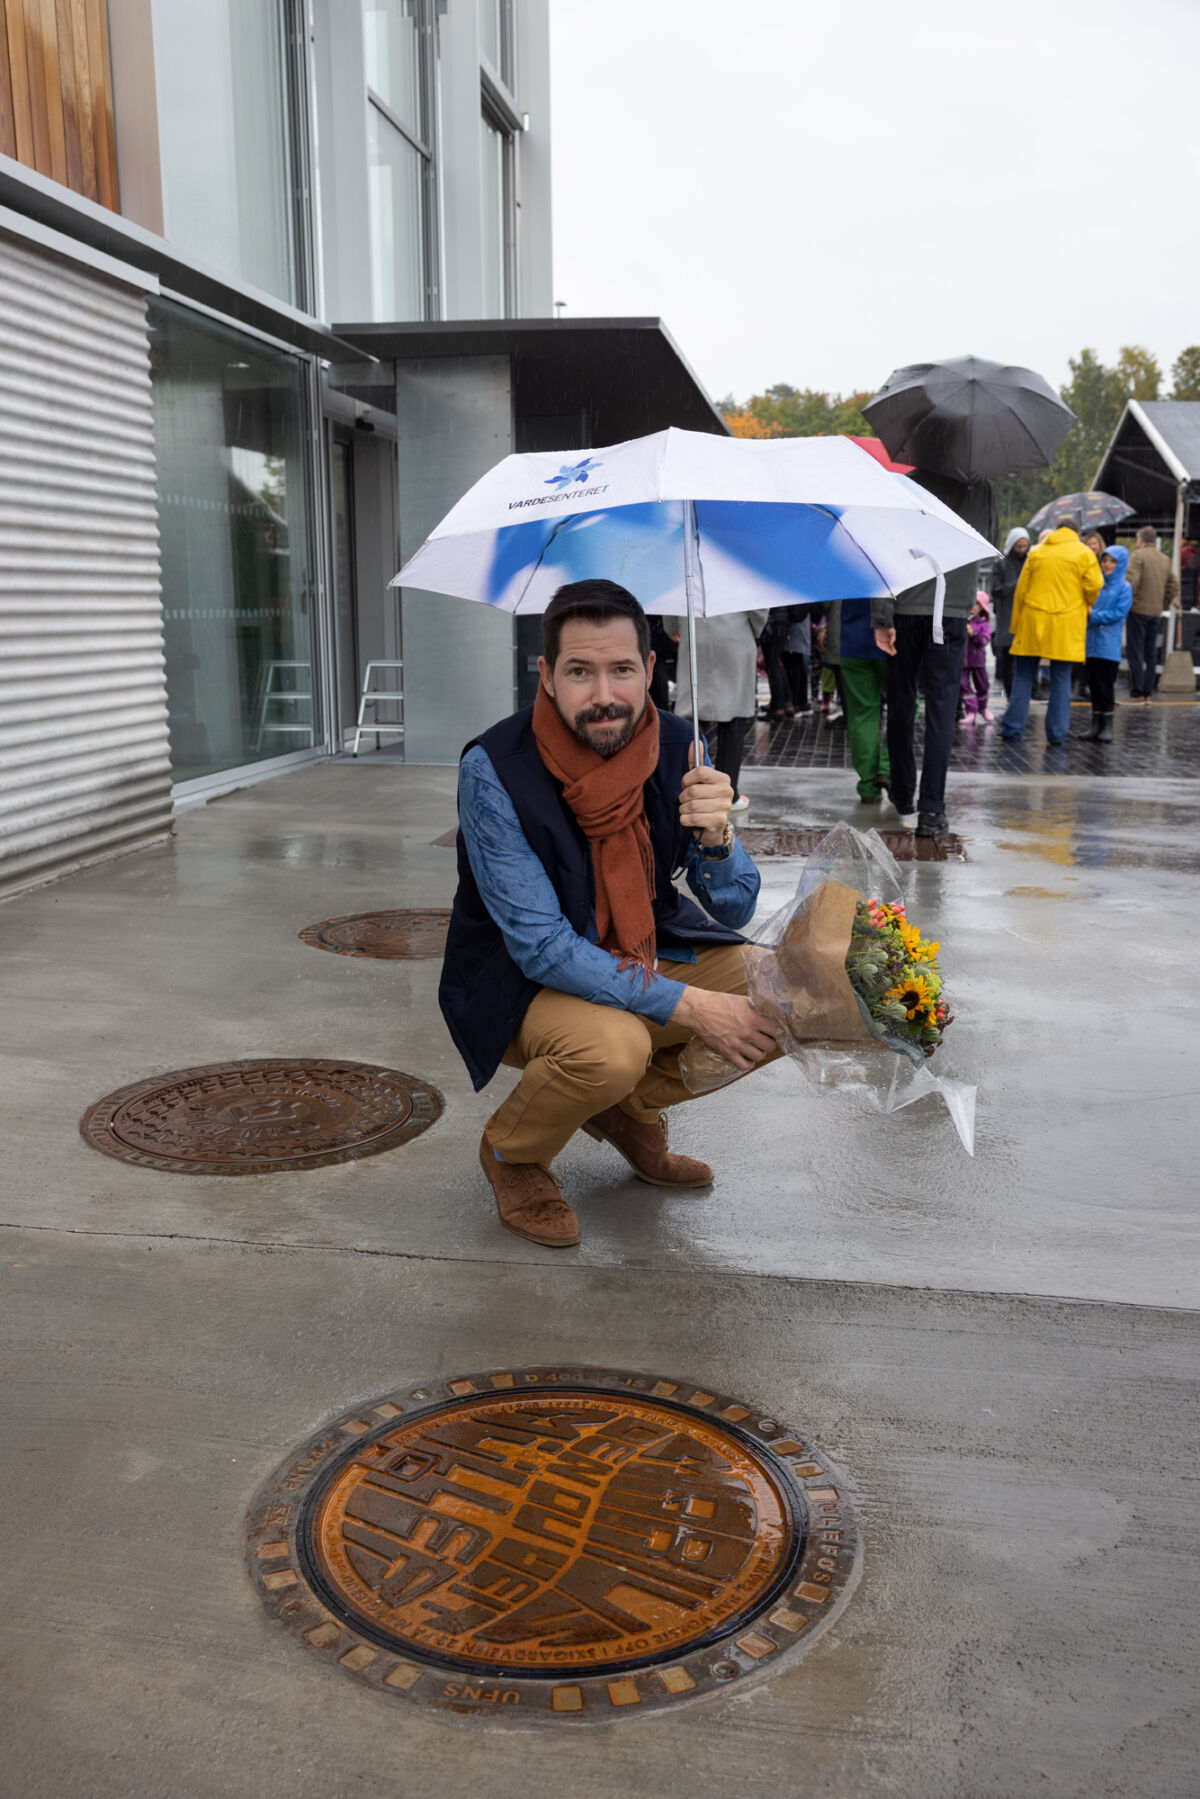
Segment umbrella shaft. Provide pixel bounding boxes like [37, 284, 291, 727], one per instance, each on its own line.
[683, 498, 703, 767]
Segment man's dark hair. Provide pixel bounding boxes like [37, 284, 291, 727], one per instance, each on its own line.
[541, 580, 651, 668]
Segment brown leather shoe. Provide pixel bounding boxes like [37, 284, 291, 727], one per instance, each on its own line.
[582, 1105, 713, 1188]
[479, 1135, 579, 1247]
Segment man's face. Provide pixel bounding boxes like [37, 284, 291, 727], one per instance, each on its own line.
[538, 616, 654, 758]
[1014, 537, 1030, 559]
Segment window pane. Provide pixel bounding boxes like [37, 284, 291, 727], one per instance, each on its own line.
[363, 0, 423, 140]
[480, 113, 505, 317]
[368, 107, 425, 320]
[479, 0, 502, 71]
[151, 0, 296, 304]
[150, 303, 318, 782]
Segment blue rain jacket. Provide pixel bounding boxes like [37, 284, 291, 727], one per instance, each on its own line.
[839, 593, 886, 660]
[1086, 544, 1133, 661]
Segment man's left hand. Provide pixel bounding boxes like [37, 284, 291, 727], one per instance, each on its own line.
[681, 744, 732, 847]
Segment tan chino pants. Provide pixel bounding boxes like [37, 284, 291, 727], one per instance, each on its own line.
[484, 945, 781, 1166]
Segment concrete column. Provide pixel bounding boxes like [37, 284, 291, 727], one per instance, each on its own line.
[395, 354, 515, 760]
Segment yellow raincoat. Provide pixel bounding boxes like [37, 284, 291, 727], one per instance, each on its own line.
[1009, 528, 1103, 663]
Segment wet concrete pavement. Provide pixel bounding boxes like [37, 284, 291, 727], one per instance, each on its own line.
[2, 747, 1198, 1796]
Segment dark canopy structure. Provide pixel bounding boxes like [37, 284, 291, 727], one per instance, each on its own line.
[1094, 401, 1200, 538]
[332, 316, 730, 447]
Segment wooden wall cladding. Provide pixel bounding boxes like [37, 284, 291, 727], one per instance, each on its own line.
[1, 0, 120, 210]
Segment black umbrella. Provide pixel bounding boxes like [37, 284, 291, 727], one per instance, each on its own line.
[863, 355, 1077, 482]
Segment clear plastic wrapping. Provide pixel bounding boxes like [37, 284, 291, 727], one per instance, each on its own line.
[680, 822, 976, 1153]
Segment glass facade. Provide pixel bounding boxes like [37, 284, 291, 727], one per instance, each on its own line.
[150, 301, 318, 783]
[364, 0, 434, 322]
[480, 113, 506, 318]
[151, 0, 297, 304]
[364, 0, 424, 134]
[367, 105, 426, 322]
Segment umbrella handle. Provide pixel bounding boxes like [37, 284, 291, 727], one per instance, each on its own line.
[909, 548, 946, 644]
[683, 499, 704, 767]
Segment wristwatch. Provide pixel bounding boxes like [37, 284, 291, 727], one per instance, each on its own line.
[700, 822, 735, 859]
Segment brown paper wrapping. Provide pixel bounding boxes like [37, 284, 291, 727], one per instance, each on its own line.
[682, 878, 878, 1092]
[747, 877, 874, 1050]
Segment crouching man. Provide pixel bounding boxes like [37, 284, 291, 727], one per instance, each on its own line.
[439, 579, 779, 1247]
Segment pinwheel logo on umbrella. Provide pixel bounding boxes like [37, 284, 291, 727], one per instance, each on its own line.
[544, 457, 604, 489]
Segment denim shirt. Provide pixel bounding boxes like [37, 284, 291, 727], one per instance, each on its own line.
[457, 744, 760, 1026]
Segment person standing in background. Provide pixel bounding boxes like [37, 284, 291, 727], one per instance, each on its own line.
[838, 594, 891, 801]
[873, 469, 996, 837]
[669, 609, 768, 815]
[960, 592, 994, 724]
[999, 518, 1102, 744]
[1126, 525, 1180, 700]
[990, 527, 1029, 699]
[781, 606, 813, 712]
[760, 607, 795, 722]
[1075, 544, 1133, 742]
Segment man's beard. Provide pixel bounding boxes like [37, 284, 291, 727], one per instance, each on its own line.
[563, 698, 640, 758]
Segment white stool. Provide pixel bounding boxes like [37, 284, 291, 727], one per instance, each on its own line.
[254, 661, 314, 752]
[351, 660, 405, 756]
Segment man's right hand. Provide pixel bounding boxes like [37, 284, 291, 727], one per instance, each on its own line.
[672, 987, 778, 1071]
[874, 626, 897, 656]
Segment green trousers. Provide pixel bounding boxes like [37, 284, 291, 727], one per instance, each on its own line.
[840, 657, 891, 799]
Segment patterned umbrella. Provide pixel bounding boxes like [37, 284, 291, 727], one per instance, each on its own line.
[1028, 491, 1136, 534]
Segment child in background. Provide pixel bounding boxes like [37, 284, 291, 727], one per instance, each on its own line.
[960, 591, 993, 724]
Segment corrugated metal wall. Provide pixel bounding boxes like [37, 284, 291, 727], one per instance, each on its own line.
[0, 228, 172, 901]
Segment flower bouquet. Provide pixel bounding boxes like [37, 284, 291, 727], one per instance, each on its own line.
[681, 824, 975, 1152]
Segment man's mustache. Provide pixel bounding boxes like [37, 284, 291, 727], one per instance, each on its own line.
[577, 703, 633, 725]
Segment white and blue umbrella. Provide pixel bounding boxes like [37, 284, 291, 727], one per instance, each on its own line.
[392, 427, 997, 760]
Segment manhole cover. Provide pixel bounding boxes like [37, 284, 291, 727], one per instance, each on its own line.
[299, 909, 451, 958]
[246, 1367, 860, 1723]
[739, 826, 967, 862]
[80, 1058, 442, 1174]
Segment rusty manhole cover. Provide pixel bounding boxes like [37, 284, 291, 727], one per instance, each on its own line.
[246, 1367, 860, 1723]
[739, 826, 967, 862]
[80, 1058, 442, 1174]
[299, 909, 451, 959]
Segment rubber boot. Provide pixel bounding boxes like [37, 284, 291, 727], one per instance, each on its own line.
[1073, 707, 1100, 740]
[1095, 712, 1114, 743]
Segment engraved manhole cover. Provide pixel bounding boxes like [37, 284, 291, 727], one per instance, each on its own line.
[246, 1367, 860, 1723]
[739, 826, 967, 862]
[299, 909, 451, 959]
[80, 1058, 442, 1175]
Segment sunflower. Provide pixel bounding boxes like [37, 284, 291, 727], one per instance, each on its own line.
[886, 973, 935, 1021]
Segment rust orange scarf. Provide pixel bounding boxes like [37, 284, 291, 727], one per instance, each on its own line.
[532, 684, 659, 982]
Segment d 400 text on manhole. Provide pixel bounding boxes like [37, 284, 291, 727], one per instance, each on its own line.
[245, 1366, 861, 1723]
[80, 1059, 442, 1174]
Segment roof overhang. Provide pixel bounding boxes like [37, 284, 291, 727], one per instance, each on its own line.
[330, 317, 730, 442]
[1094, 399, 1200, 524]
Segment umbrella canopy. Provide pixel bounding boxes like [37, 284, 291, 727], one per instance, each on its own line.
[392, 428, 996, 760]
[846, 434, 913, 474]
[1028, 490, 1136, 535]
[863, 355, 1077, 482]
[393, 429, 995, 617]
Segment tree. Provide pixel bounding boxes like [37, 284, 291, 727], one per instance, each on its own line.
[1116, 344, 1161, 401]
[720, 382, 875, 441]
[1170, 346, 1200, 400]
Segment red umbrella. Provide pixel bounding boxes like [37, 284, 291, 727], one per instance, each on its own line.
[847, 435, 914, 475]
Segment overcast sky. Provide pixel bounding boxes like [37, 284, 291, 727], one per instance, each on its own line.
[549, 0, 1200, 407]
